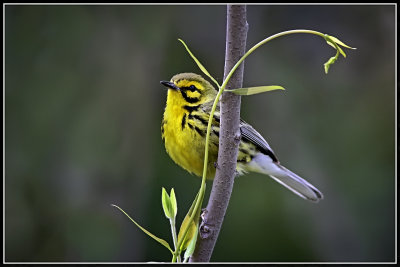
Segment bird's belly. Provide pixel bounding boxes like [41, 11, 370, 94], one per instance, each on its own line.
[163, 117, 260, 179]
[164, 122, 217, 178]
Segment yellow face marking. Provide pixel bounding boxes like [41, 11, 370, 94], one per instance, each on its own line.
[175, 80, 204, 91]
[186, 90, 201, 99]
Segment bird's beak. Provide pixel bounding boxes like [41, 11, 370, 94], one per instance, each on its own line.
[160, 80, 180, 91]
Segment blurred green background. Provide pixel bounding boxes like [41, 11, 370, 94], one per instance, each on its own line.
[5, 4, 395, 263]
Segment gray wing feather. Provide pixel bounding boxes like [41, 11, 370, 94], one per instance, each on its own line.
[239, 119, 279, 162]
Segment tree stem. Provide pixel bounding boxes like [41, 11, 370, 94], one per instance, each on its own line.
[190, 4, 248, 262]
[170, 218, 180, 262]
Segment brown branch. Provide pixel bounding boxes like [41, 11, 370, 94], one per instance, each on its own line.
[189, 5, 248, 262]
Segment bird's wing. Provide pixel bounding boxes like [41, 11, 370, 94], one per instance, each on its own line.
[239, 119, 279, 163]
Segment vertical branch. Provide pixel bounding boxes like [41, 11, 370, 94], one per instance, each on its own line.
[190, 5, 248, 262]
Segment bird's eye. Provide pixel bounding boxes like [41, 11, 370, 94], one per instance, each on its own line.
[189, 85, 196, 91]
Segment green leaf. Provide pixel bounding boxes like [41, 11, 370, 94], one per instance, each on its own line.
[323, 34, 356, 74]
[161, 187, 172, 219]
[183, 226, 198, 262]
[111, 204, 174, 254]
[336, 45, 346, 58]
[225, 85, 285, 96]
[178, 39, 220, 88]
[326, 40, 347, 58]
[325, 34, 356, 59]
[170, 188, 177, 218]
[178, 215, 197, 252]
[326, 34, 356, 50]
[324, 56, 337, 74]
[177, 191, 202, 252]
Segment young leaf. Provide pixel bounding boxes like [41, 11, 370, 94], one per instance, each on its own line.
[178, 39, 220, 88]
[325, 34, 356, 49]
[170, 188, 177, 218]
[178, 216, 197, 252]
[111, 204, 174, 254]
[326, 40, 347, 58]
[177, 191, 201, 252]
[161, 187, 172, 219]
[324, 56, 337, 74]
[225, 85, 285, 96]
[322, 33, 356, 74]
[183, 226, 198, 262]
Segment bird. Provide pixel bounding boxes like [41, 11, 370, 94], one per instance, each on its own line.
[160, 72, 323, 202]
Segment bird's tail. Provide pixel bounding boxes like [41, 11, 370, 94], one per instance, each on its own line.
[268, 164, 323, 202]
[246, 153, 323, 202]
[242, 153, 323, 202]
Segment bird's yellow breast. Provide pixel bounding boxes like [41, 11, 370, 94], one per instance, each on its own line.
[162, 90, 218, 178]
